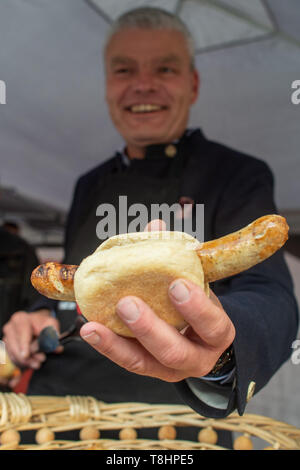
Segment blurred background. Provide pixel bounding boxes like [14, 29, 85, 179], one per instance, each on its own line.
[0, 0, 299, 427]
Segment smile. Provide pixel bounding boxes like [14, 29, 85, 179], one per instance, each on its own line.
[125, 104, 168, 113]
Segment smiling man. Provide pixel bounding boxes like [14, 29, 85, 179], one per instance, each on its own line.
[2, 7, 298, 443]
[105, 27, 199, 156]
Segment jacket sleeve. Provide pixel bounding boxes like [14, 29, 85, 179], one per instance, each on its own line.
[174, 159, 299, 418]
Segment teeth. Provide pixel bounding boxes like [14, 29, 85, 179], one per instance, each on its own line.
[130, 104, 163, 113]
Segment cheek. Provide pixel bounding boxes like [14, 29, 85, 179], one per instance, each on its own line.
[106, 90, 118, 111]
[168, 91, 193, 120]
[167, 80, 195, 107]
[106, 80, 124, 109]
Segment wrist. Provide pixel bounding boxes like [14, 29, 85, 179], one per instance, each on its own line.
[206, 345, 234, 378]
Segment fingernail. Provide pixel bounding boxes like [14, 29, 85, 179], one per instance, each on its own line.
[117, 298, 140, 323]
[169, 280, 190, 303]
[82, 331, 101, 346]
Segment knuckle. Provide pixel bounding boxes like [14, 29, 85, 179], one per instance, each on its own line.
[227, 322, 236, 344]
[189, 360, 215, 378]
[99, 341, 115, 358]
[160, 343, 188, 368]
[48, 318, 60, 330]
[125, 355, 146, 374]
[11, 311, 27, 322]
[133, 321, 156, 339]
[197, 363, 216, 377]
[163, 370, 186, 383]
[205, 317, 232, 343]
[2, 322, 10, 335]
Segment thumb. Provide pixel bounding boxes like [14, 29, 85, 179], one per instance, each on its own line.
[29, 314, 62, 355]
[30, 325, 64, 355]
[30, 312, 61, 337]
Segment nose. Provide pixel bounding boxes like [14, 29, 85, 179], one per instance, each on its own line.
[131, 69, 158, 94]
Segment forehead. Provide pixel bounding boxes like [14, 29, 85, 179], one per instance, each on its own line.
[105, 28, 191, 65]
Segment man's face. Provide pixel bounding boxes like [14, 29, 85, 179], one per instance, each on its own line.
[105, 28, 199, 155]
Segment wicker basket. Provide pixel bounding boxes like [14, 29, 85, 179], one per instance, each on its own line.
[0, 393, 299, 450]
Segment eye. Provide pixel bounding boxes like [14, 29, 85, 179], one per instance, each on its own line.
[158, 66, 177, 75]
[112, 67, 134, 77]
[115, 68, 130, 74]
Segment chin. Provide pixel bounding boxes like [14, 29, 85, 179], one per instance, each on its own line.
[127, 129, 172, 146]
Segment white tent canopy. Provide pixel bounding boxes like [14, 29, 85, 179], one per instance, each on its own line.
[0, 0, 300, 234]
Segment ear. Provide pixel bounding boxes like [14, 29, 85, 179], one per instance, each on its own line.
[190, 68, 200, 105]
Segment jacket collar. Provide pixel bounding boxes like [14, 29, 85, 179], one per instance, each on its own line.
[117, 128, 205, 165]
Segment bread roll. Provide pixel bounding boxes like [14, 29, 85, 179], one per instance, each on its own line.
[74, 231, 207, 337]
[31, 215, 289, 338]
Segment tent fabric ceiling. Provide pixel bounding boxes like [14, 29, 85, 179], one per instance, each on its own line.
[88, 0, 179, 20]
[0, 0, 299, 234]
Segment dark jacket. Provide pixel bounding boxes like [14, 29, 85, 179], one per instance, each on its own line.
[29, 129, 299, 419]
[0, 228, 40, 334]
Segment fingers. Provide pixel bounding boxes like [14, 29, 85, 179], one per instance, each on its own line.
[82, 279, 235, 380]
[81, 220, 235, 381]
[169, 280, 235, 351]
[3, 312, 34, 366]
[80, 322, 180, 382]
[142, 219, 234, 352]
[2, 310, 61, 369]
[144, 219, 166, 232]
[116, 295, 225, 377]
[29, 339, 63, 356]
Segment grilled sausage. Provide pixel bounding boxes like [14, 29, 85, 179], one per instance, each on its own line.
[31, 214, 288, 300]
[196, 214, 289, 282]
[31, 262, 77, 301]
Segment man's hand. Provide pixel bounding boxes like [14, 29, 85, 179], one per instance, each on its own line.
[2, 309, 62, 370]
[80, 220, 235, 382]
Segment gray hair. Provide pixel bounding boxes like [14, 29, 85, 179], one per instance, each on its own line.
[104, 7, 196, 69]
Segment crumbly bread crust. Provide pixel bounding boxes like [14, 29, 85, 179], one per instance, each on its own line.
[74, 232, 206, 337]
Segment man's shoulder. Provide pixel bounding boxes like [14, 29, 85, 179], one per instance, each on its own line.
[202, 134, 272, 175]
[193, 133, 272, 175]
[217, 142, 269, 167]
[76, 155, 119, 187]
[72, 156, 117, 193]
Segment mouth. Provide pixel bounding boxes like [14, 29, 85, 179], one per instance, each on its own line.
[124, 104, 168, 114]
